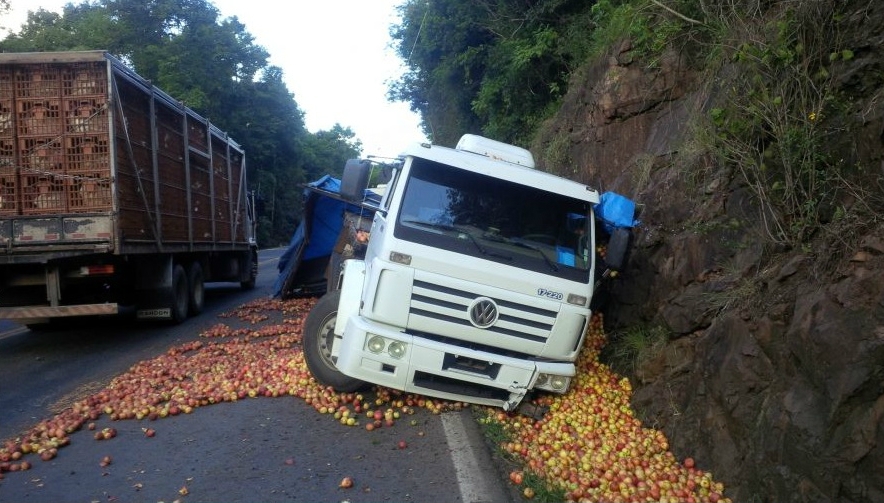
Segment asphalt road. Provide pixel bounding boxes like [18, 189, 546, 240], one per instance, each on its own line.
[0, 249, 519, 503]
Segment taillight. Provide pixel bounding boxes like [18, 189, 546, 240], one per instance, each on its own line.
[80, 264, 115, 276]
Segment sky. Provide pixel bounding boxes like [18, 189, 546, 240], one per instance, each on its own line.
[3, 0, 428, 157]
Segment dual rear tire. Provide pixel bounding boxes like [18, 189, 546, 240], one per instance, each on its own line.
[169, 262, 205, 323]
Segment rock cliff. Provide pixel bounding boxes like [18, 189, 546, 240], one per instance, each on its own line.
[532, 2, 884, 501]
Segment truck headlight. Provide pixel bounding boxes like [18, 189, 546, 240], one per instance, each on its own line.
[534, 373, 571, 393]
[387, 341, 407, 359]
[367, 335, 386, 354]
[550, 375, 569, 391]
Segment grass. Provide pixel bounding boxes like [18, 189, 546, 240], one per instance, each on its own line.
[602, 324, 669, 374]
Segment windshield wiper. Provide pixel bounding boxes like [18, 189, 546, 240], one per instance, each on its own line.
[401, 218, 456, 234]
[510, 240, 559, 272]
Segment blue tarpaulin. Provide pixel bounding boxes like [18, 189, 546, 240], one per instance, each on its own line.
[272, 175, 380, 298]
[595, 191, 638, 234]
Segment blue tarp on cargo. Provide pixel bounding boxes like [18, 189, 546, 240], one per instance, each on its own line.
[595, 191, 639, 234]
[272, 175, 380, 298]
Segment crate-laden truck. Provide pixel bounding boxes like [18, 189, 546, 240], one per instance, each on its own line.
[0, 51, 257, 327]
[302, 135, 635, 412]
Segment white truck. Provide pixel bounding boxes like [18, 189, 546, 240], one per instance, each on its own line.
[302, 135, 631, 411]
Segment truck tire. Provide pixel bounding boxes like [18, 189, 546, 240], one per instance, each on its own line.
[170, 264, 190, 323]
[241, 249, 258, 290]
[187, 262, 205, 316]
[302, 289, 365, 392]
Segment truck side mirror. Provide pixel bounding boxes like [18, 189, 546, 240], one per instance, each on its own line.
[340, 159, 371, 202]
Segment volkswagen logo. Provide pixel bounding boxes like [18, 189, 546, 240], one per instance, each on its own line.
[468, 297, 499, 328]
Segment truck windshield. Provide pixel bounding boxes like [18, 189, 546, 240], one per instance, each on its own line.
[395, 158, 592, 283]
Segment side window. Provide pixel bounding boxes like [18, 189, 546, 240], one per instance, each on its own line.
[382, 169, 399, 211]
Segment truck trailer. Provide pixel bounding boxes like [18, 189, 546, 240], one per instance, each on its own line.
[0, 51, 257, 327]
[301, 135, 634, 411]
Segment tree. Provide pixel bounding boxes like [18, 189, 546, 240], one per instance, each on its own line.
[389, 0, 594, 145]
[300, 125, 363, 181]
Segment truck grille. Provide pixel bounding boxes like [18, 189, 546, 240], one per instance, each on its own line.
[409, 279, 556, 344]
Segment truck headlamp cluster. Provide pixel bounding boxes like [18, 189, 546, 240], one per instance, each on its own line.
[388, 341, 407, 359]
[367, 335, 386, 353]
[365, 335, 408, 359]
[534, 373, 571, 393]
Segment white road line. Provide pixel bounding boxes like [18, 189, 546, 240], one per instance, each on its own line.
[0, 324, 29, 341]
[441, 410, 508, 503]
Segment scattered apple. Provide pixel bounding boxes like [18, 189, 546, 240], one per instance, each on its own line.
[339, 476, 353, 488]
[0, 299, 729, 503]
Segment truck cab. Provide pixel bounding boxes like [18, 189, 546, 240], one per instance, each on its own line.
[302, 135, 625, 411]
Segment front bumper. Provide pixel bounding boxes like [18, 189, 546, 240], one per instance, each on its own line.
[336, 315, 574, 411]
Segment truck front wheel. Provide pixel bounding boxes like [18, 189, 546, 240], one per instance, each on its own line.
[302, 289, 365, 392]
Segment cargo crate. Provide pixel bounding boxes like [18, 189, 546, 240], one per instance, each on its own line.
[64, 135, 110, 173]
[65, 97, 108, 134]
[16, 99, 62, 136]
[14, 65, 62, 99]
[69, 171, 112, 211]
[0, 159, 16, 215]
[0, 99, 12, 137]
[0, 68, 13, 96]
[62, 63, 106, 97]
[20, 173, 66, 214]
[20, 136, 63, 173]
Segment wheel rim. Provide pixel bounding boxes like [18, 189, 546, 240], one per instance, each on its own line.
[316, 313, 338, 369]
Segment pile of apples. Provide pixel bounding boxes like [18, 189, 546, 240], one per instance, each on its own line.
[0, 296, 729, 503]
[0, 297, 456, 478]
[484, 313, 729, 503]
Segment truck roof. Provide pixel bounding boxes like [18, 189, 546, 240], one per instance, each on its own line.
[401, 140, 600, 204]
[0, 50, 109, 64]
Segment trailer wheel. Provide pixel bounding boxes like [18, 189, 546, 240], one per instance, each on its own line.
[187, 262, 205, 316]
[302, 289, 365, 392]
[241, 249, 258, 290]
[170, 264, 190, 323]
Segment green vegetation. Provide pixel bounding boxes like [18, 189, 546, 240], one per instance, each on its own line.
[390, 0, 598, 146]
[704, 3, 858, 247]
[602, 324, 669, 375]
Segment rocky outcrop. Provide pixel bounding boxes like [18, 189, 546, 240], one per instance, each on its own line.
[532, 2, 884, 502]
